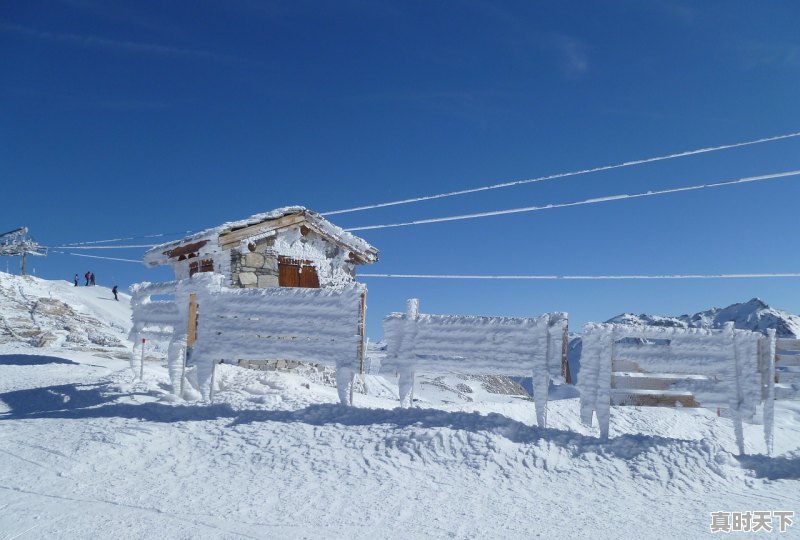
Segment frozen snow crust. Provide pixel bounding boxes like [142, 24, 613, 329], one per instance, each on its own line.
[1, 352, 799, 539]
[1, 272, 798, 538]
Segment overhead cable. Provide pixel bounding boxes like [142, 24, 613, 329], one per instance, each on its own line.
[51, 251, 143, 263]
[48, 244, 157, 250]
[360, 272, 800, 280]
[323, 130, 800, 216]
[345, 169, 800, 232]
[63, 230, 194, 246]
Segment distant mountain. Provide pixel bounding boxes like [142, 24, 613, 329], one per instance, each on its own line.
[606, 298, 800, 338]
[568, 298, 800, 383]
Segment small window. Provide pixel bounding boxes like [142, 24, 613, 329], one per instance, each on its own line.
[189, 258, 214, 277]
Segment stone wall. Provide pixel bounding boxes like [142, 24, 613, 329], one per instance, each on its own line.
[230, 237, 280, 288]
[228, 227, 358, 289]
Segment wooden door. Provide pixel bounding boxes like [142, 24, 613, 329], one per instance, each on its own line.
[278, 256, 320, 288]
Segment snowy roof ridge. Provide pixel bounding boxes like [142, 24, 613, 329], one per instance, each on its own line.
[143, 206, 377, 266]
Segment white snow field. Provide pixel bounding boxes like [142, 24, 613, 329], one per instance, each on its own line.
[1, 274, 799, 539]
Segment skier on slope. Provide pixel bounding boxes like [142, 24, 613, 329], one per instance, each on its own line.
[90, 272, 96, 286]
[74, 274, 79, 286]
[112, 285, 118, 301]
[84, 271, 91, 286]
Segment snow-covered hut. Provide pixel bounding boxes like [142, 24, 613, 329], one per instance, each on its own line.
[143, 206, 378, 288]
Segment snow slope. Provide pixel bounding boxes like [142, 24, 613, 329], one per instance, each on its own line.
[0, 277, 798, 539]
[0, 272, 131, 353]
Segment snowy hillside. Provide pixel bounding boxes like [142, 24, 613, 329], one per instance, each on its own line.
[607, 298, 800, 338]
[0, 272, 131, 355]
[1, 276, 798, 538]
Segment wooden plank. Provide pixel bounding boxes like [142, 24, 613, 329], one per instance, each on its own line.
[357, 290, 367, 375]
[776, 369, 800, 385]
[612, 372, 713, 391]
[775, 354, 800, 367]
[218, 213, 306, 248]
[164, 240, 208, 260]
[775, 384, 800, 400]
[612, 358, 643, 372]
[611, 389, 700, 408]
[186, 293, 198, 347]
[776, 338, 800, 350]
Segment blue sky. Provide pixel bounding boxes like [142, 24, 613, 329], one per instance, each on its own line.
[2, 1, 800, 338]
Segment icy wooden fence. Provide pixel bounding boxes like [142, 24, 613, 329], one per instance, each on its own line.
[129, 273, 366, 405]
[578, 322, 772, 454]
[381, 299, 568, 428]
[129, 279, 188, 383]
[774, 338, 800, 401]
[191, 281, 366, 404]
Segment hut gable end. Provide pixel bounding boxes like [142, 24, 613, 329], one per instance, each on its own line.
[142, 206, 378, 290]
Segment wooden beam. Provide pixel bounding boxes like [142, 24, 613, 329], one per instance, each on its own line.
[218, 213, 307, 248]
[611, 390, 700, 408]
[187, 293, 198, 347]
[164, 240, 208, 260]
[561, 322, 572, 384]
[612, 372, 712, 391]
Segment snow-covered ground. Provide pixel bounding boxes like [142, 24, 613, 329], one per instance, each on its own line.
[1, 274, 798, 538]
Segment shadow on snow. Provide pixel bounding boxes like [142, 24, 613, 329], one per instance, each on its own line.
[735, 454, 800, 480]
[1, 381, 798, 479]
[0, 354, 79, 366]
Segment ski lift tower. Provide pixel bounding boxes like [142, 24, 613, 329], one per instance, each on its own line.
[0, 227, 47, 276]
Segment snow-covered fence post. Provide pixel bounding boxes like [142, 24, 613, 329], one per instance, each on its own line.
[128, 280, 184, 384]
[760, 329, 776, 454]
[578, 324, 608, 428]
[597, 326, 614, 440]
[561, 322, 572, 384]
[532, 314, 565, 429]
[140, 338, 146, 380]
[397, 298, 419, 408]
[576, 324, 615, 439]
[187, 274, 224, 401]
[179, 293, 198, 399]
[165, 279, 199, 396]
[727, 322, 747, 455]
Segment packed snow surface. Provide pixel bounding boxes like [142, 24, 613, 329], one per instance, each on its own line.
[1, 273, 799, 539]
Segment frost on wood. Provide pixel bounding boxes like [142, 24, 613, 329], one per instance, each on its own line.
[382, 299, 568, 428]
[129, 273, 365, 404]
[577, 322, 774, 454]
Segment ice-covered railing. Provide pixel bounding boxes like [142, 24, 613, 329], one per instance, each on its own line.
[578, 322, 773, 454]
[128, 277, 200, 385]
[382, 299, 568, 428]
[191, 282, 366, 404]
[129, 273, 367, 404]
[774, 338, 800, 401]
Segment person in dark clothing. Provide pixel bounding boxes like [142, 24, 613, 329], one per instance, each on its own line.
[112, 285, 118, 301]
[74, 274, 79, 286]
[85, 271, 91, 286]
[90, 273, 96, 286]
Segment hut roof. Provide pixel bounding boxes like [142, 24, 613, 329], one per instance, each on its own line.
[143, 206, 378, 267]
